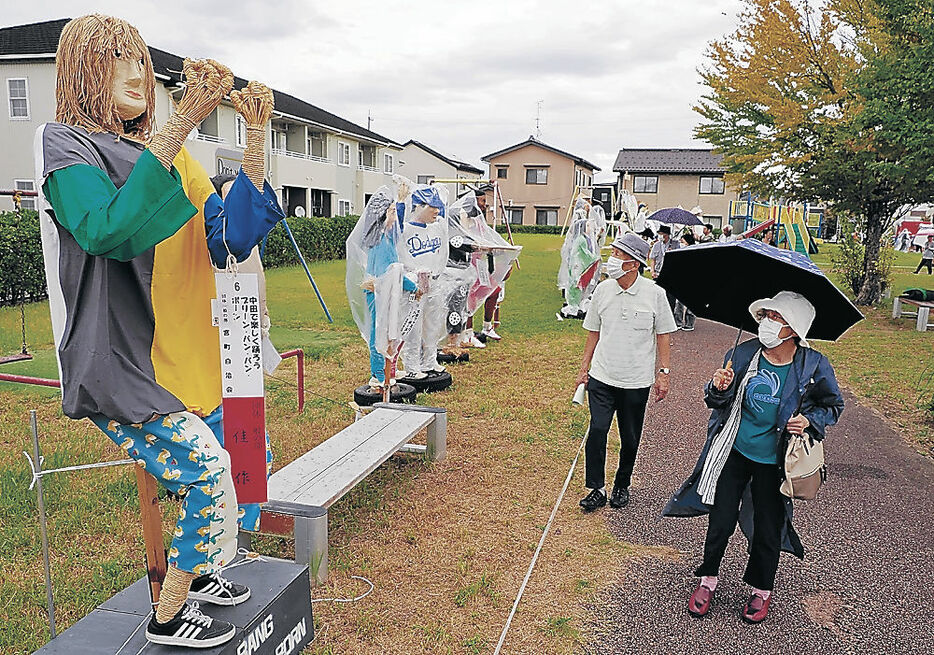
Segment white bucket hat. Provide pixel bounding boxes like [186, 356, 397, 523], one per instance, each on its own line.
[748, 291, 816, 348]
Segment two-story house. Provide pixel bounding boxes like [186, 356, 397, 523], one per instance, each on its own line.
[612, 148, 740, 230]
[1, 19, 402, 218]
[481, 136, 600, 227]
[396, 140, 483, 201]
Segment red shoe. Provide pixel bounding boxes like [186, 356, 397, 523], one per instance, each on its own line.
[741, 592, 772, 623]
[688, 583, 714, 617]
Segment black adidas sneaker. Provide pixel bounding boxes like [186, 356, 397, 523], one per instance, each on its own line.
[189, 572, 251, 606]
[145, 603, 236, 648]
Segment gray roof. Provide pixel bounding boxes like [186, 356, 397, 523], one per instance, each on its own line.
[0, 19, 399, 147]
[612, 148, 725, 174]
[403, 140, 483, 175]
[482, 136, 600, 172]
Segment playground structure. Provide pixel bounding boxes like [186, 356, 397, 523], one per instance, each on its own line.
[729, 195, 824, 256]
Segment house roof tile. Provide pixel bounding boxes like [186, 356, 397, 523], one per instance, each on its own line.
[612, 148, 725, 174]
[481, 136, 600, 172]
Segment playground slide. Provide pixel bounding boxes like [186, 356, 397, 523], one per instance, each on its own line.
[790, 213, 818, 255]
[742, 217, 776, 239]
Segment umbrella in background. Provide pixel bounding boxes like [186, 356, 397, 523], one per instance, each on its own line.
[656, 239, 863, 355]
[647, 207, 704, 226]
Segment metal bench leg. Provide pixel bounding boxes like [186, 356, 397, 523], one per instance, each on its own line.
[293, 510, 328, 585]
[893, 297, 901, 319]
[426, 412, 447, 462]
[918, 306, 930, 332]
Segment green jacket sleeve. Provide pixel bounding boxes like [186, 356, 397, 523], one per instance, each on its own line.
[42, 149, 197, 261]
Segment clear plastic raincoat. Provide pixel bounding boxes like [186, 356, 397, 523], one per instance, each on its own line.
[395, 181, 449, 375]
[558, 198, 603, 315]
[345, 184, 419, 382]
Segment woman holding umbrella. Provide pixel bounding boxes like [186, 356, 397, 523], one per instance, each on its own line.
[664, 291, 844, 624]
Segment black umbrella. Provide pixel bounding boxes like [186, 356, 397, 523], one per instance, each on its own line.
[647, 207, 704, 226]
[656, 239, 863, 345]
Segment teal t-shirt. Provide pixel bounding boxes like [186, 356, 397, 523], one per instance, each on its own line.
[733, 359, 792, 464]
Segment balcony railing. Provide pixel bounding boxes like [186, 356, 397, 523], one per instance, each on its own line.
[272, 148, 331, 163]
[357, 164, 381, 173]
[193, 133, 227, 144]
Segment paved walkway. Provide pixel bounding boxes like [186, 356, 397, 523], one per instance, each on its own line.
[584, 320, 934, 654]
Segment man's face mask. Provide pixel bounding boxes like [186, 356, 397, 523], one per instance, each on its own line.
[605, 256, 638, 280]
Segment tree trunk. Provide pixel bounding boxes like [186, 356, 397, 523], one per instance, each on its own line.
[855, 213, 886, 305]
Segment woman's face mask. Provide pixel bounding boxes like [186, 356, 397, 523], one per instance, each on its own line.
[758, 316, 793, 348]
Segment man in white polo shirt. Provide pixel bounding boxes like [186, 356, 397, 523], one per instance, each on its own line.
[576, 233, 677, 511]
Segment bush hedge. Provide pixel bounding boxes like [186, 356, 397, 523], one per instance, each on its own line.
[0, 210, 47, 306]
[495, 224, 563, 235]
[261, 215, 358, 267]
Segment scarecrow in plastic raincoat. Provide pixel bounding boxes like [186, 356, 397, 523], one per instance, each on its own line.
[346, 184, 420, 390]
[34, 14, 283, 648]
[440, 193, 521, 351]
[558, 198, 605, 318]
[396, 183, 449, 381]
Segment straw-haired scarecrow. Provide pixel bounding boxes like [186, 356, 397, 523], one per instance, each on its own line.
[35, 14, 283, 648]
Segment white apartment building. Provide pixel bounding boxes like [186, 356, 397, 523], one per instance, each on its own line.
[396, 140, 484, 201]
[1, 19, 402, 217]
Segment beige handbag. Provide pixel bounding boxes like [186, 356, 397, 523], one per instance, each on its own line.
[780, 435, 826, 500]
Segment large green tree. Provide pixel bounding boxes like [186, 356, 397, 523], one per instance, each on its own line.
[696, 0, 934, 304]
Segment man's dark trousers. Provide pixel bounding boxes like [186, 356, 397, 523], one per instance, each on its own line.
[584, 376, 651, 491]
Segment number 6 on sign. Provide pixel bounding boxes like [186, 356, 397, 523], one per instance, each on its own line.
[213, 272, 267, 504]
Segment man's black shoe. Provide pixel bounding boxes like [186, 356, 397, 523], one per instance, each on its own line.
[609, 486, 630, 508]
[579, 489, 607, 512]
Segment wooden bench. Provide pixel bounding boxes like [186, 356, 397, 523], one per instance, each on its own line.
[892, 297, 934, 331]
[257, 403, 447, 583]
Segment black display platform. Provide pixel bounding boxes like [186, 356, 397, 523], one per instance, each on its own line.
[353, 382, 417, 406]
[34, 557, 313, 655]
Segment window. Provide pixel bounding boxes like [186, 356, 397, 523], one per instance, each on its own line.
[384, 153, 394, 174]
[235, 115, 247, 148]
[526, 168, 548, 185]
[338, 199, 352, 216]
[7, 78, 29, 119]
[416, 175, 435, 185]
[358, 145, 377, 169]
[496, 167, 507, 179]
[338, 141, 351, 166]
[14, 179, 35, 210]
[699, 176, 725, 194]
[705, 215, 723, 229]
[536, 208, 558, 226]
[272, 130, 288, 151]
[633, 175, 658, 193]
[307, 131, 327, 158]
[506, 207, 524, 224]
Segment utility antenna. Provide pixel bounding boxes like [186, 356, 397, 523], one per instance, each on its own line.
[535, 100, 543, 139]
[367, 110, 372, 131]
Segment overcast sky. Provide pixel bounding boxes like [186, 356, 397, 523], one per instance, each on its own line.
[8, 0, 744, 182]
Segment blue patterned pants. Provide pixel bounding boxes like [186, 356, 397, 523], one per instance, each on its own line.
[93, 409, 241, 574]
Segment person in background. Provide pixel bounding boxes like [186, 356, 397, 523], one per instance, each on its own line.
[576, 234, 676, 512]
[675, 232, 697, 331]
[700, 223, 715, 243]
[648, 225, 681, 328]
[719, 224, 739, 243]
[664, 292, 844, 624]
[914, 235, 934, 274]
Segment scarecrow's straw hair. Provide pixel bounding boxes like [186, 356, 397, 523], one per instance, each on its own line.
[55, 15, 156, 141]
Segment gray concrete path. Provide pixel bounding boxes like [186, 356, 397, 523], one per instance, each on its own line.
[583, 320, 934, 655]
